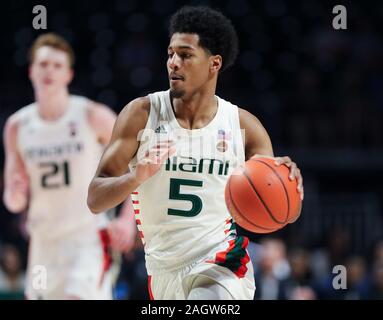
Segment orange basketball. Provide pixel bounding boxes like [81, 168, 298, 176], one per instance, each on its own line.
[225, 157, 302, 233]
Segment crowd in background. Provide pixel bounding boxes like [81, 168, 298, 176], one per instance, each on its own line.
[2, 229, 383, 300]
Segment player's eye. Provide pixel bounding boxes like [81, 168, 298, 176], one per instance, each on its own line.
[180, 53, 192, 59]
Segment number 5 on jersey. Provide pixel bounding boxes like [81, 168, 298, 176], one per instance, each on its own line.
[168, 178, 203, 217]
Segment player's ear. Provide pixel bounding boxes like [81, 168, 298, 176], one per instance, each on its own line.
[210, 55, 222, 73]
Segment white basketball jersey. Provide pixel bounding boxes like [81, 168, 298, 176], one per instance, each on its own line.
[129, 90, 246, 273]
[16, 95, 108, 239]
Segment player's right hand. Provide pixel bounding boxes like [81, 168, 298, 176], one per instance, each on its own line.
[133, 140, 176, 184]
[5, 174, 29, 212]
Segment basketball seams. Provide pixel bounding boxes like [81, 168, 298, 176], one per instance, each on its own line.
[242, 169, 286, 225]
[251, 159, 291, 222]
[227, 176, 276, 231]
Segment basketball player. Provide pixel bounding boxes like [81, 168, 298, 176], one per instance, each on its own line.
[3, 33, 136, 299]
[88, 6, 304, 300]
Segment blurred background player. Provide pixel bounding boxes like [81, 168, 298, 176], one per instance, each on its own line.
[2, 33, 136, 299]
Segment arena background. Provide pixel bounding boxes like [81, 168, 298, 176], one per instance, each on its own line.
[0, 0, 382, 300]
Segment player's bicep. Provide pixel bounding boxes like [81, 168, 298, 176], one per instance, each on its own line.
[96, 136, 138, 177]
[95, 97, 150, 177]
[239, 108, 274, 160]
[87, 102, 117, 146]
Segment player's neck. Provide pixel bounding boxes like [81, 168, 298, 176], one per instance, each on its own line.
[172, 88, 218, 127]
[172, 94, 217, 130]
[35, 88, 70, 121]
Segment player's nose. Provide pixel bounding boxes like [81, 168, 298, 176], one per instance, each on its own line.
[168, 54, 180, 70]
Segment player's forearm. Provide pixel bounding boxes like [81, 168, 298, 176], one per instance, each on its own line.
[87, 173, 140, 214]
[3, 190, 28, 213]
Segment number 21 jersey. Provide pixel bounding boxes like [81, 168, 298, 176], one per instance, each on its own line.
[16, 95, 108, 239]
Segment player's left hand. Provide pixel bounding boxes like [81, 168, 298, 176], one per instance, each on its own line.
[274, 156, 304, 201]
[251, 154, 304, 201]
[107, 217, 137, 253]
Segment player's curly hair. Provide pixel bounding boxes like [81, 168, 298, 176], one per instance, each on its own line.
[169, 6, 239, 72]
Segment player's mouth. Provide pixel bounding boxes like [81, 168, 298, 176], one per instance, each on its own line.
[169, 73, 184, 84]
[43, 78, 54, 85]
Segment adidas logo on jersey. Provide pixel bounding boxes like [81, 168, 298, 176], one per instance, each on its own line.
[155, 125, 167, 133]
